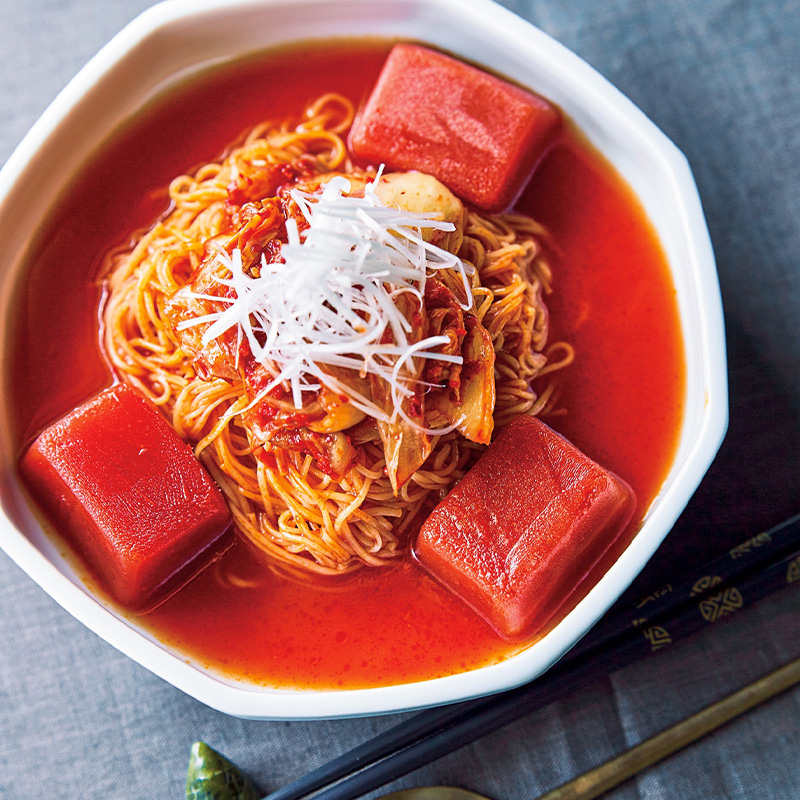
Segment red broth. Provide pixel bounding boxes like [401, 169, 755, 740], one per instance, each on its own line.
[9, 41, 684, 689]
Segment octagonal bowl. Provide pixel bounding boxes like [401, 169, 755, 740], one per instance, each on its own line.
[0, 0, 727, 718]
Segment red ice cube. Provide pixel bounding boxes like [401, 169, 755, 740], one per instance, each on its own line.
[349, 44, 561, 211]
[415, 415, 636, 639]
[21, 383, 231, 610]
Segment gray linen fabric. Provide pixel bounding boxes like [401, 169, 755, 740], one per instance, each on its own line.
[1, 0, 798, 798]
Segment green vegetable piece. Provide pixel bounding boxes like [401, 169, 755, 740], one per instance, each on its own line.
[186, 741, 259, 800]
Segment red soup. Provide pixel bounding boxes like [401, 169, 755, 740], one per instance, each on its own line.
[9, 41, 684, 690]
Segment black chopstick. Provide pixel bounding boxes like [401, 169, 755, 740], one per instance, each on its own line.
[260, 513, 800, 800]
[573, 512, 800, 657]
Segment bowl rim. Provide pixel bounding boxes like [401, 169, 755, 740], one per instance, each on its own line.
[0, 0, 728, 719]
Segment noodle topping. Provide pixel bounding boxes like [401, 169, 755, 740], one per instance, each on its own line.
[164, 167, 501, 496]
[174, 170, 477, 436]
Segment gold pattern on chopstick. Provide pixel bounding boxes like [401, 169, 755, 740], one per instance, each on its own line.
[690, 575, 722, 596]
[729, 531, 772, 559]
[634, 584, 673, 609]
[642, 625, 672, 651]
[787, 557, 800, 583]
[698, 587, 744, 622]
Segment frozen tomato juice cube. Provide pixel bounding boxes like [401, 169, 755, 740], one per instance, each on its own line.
[415, 415, 636, 640]
[20, 383, 232, 610]
[349, 43, 561, 211]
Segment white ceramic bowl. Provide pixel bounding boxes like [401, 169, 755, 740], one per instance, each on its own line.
[0, 0, 727, 719]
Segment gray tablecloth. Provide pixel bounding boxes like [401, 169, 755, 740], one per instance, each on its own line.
[1, 1, 798, 798]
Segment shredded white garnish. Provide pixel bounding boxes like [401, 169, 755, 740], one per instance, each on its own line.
[177, 170, 474, 425]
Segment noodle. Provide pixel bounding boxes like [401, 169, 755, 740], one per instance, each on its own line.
[102, 93, 571, 576]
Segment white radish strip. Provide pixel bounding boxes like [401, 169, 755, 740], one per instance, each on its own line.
[180, 170, 474, 431]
